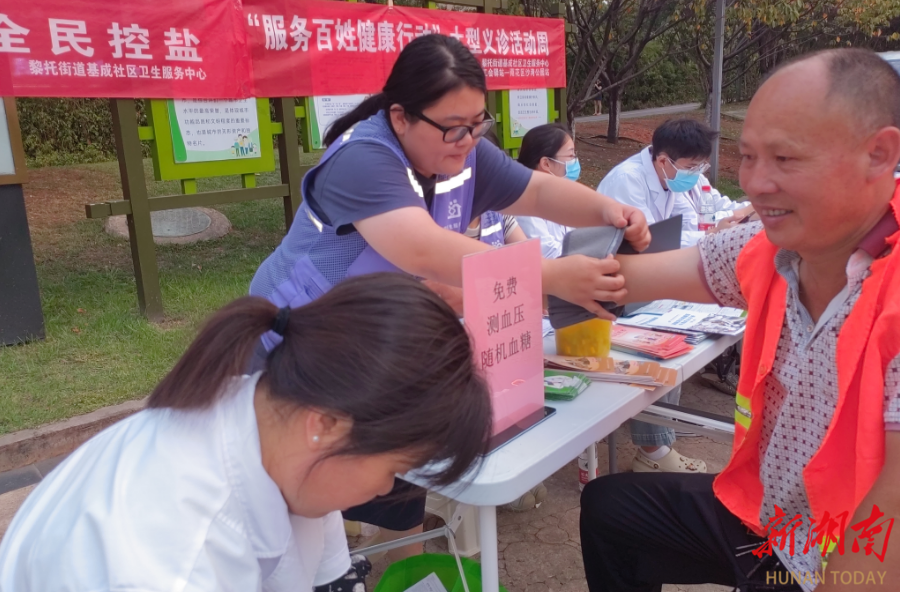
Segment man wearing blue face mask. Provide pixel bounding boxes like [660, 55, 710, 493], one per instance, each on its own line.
[598, 118, 753, 474]
[598, 118, 752, 249]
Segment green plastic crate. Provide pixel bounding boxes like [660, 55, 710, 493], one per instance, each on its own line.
[373, 554, 508, 592]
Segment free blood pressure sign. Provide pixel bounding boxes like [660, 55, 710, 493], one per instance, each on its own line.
[463, 239, 544, 436]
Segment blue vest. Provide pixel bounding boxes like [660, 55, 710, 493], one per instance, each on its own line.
[479, 211, 505, 247]
[250, 111, 478, 350]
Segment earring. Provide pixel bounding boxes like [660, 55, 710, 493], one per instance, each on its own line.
[312, 435, 320, 443]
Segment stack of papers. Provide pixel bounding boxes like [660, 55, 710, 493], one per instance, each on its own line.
[544, 370, 591, 401]
[616, 315, 707, 344]
[618, 300, 747, 340]
[544, 355, 678, 390]
[610, 324, 693, 360]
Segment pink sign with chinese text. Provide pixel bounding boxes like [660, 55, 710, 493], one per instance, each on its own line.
[463, 239, 543, 436]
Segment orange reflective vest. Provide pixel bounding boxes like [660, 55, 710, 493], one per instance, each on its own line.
[713, 185, 900, 535]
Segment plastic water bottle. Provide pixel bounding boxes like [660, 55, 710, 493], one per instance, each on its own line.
[578, 444, 600, 491]
[697, 185, 716, 232]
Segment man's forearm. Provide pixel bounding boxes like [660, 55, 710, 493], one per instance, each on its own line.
[817, 432, 900, 591]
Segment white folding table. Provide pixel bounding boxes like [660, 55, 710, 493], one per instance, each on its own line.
[402, 333, 743, 592]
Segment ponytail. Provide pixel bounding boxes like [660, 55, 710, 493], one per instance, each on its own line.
[147, 297, 279, 410]
[323, 93, 389, 147]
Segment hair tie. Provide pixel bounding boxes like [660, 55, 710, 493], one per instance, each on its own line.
[272, 306, 291, 337]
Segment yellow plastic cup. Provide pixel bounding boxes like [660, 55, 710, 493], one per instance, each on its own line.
[554, 318, 612, 358]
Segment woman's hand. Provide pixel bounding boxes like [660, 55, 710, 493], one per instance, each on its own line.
[601, 202, 651, 252]
[708, 216, 741, 235]
[707, 205, 756, 234]
[421, 279, 465, 316]
[734, 204, 756, 219]
[543, 255, 626, 321]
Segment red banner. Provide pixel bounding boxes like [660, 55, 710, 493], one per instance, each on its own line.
[0, 0, 565, 98]
[0, 0, 252, 98]
[244, 0, 566, 96]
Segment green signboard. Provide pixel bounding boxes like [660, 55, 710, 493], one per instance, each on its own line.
[147, 98, 276, 181]
[499, 89, 557, 153]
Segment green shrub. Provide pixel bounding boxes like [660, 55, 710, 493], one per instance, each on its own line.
[16, 98, 149, 167]
[621, 43, 703, 111]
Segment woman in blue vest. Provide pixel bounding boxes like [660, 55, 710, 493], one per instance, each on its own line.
[250, 34, 649, 560]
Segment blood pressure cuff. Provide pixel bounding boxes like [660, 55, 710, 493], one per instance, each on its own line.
[547, 225, 626, 330]
[547, 215, 683, 330]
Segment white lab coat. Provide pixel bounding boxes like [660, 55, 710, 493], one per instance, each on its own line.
[515, 216, 571, 260]
[0, 373, 350, 592]
[597, 147, 744, 247]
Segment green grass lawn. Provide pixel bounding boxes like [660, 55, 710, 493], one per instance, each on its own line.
[715, 177, 744, 200]
[0, 155, 318, 434]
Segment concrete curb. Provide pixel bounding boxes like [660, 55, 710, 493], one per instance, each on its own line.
[574, 102, 702, 124]
[0, 398, 147, 473]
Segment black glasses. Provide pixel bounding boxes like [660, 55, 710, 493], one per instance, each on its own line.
[411, 110, 495, 143]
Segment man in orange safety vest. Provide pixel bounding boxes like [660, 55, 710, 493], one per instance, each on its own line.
[579, 48, 900, 592]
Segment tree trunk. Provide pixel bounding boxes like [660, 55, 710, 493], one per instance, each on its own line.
[606, 86, 622, 144]
[567, 103, 578, 131]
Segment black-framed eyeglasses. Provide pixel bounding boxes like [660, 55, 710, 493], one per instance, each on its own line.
[411, 110, 495, 143]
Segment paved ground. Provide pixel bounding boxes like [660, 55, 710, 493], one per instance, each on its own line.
[723, 108, 748, 121]
[574, 103, 703, 125]
[0, 375, 734, 592]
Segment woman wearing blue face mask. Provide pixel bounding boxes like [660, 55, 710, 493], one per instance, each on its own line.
[515, 123, 581, 260]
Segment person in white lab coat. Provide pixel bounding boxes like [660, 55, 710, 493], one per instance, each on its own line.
[515, 123, 578, 259]
[597, 119, 752, 473]
[598, 118, 754, 248]
[0, 273, 492, 592]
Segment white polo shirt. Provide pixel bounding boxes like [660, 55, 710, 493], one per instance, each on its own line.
[0, 373, 350, 592]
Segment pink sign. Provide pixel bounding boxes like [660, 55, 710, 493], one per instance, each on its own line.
[463, 239, 544, 435]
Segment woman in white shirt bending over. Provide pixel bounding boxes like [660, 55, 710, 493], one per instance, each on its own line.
[0, 273, 492, 592]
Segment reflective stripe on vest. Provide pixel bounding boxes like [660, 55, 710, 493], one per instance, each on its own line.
[734, 391, 752, 431]
[306, 206, 324, 233]
[482, 220, 503, 237]
[436, 167, 472, 194]
[479, 211, 505, 247]
[406, 168, 425, 198]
